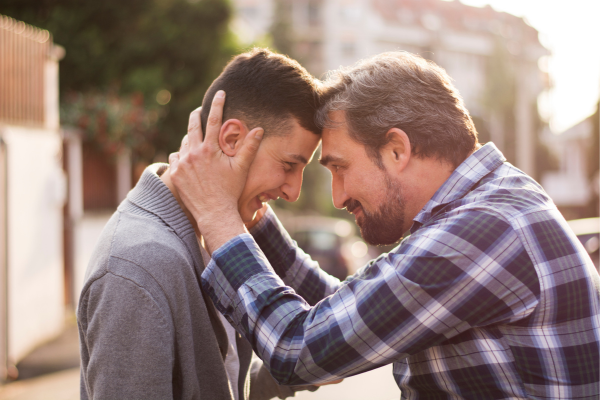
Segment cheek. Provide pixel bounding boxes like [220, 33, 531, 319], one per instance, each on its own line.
[348, 170, 384, 201]
[243, 160, 286, 198]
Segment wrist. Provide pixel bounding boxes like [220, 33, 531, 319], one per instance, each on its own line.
[197, 212, 246, 254]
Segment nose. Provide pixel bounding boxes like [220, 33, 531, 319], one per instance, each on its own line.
[280, 170, 303, 202]
[331, 175, 349, 209]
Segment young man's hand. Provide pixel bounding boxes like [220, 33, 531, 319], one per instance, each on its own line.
[169, 91, 264, 253]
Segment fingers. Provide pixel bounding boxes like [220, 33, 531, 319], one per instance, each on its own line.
[237, 127, 264, 169]
[187, 106, 203, 148]
[203, 90, 225, 148]
[169, 152, 180, 172]
[179, 134, 190, 157]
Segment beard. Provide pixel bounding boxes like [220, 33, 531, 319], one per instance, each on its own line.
[344, 174, 406, 246]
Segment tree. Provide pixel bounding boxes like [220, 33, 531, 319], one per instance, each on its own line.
[1, 0, 237, 157]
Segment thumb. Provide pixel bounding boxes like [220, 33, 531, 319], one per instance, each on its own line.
[236, 128, 264, 169]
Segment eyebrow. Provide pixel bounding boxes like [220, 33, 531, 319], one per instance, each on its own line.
[290, 154, 309, 164]
[318, 154, 344, 167]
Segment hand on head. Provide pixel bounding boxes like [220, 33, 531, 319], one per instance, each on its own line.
[168, 90, 264, 253]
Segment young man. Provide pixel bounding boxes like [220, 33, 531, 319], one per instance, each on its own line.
[170, 51, 600, 399]
[77, 48, 321, 400]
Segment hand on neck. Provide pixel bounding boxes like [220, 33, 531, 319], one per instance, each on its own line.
[160, 167, 201, 237]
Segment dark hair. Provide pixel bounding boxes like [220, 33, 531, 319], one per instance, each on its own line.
[317, 51, 479, 168]
[201, 48, 321, 137]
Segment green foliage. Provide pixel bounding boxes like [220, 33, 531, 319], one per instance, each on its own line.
[1, 0, 237, 157]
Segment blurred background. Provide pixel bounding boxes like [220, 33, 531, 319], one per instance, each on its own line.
[0, 0, 598, 398]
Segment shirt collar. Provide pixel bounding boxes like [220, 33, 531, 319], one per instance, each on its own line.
[412, 142, 506, 230]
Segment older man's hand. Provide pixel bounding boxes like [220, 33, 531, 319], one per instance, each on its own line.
[169, 91, 264, 253]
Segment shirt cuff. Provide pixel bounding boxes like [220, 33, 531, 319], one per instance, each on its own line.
[201, 233, 273, 318]
[208, 233, 273, 291]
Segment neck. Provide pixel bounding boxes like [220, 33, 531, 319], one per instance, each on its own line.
[160, 167, 201, 237]
[402, 157, 455, 230]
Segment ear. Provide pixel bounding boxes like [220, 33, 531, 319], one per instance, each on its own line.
[219, 119, 249, 156]
[381, 128, 411, 173]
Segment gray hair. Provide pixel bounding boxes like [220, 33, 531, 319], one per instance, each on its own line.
[316, 52, 478, 168]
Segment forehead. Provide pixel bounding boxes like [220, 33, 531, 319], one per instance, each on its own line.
[264, 118, 320, 157]
[321, 111, 365, 163]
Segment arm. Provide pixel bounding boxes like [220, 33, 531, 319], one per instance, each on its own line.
[78, 273, 174, 400]
[249, 205, 341, 305]
[201, 211, 539, 386]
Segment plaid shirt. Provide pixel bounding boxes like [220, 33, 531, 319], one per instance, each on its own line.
[202, 143, 600, 399]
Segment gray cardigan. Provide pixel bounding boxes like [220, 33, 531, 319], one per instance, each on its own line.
[78, 164, 305, 400]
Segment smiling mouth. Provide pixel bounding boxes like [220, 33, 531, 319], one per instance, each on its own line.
[344, 199, 362, 215]
[257, 193, 279, 206]
[258, 194, 271, 203]
[350, 206, 363, 218]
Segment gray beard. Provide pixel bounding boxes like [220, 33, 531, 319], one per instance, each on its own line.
[356, 173, 406, 246]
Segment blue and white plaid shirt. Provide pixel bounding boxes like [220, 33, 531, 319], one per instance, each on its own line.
[202, 143, 600, 399]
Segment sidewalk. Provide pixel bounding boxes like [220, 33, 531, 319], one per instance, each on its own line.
[0, 318, 80, 400]
[294, 364, 399, 400]
[0, 364, 399, 400]
[0, 368, 79, 400]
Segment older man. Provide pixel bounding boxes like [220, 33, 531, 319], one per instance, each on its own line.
[170, 52, 600, 399]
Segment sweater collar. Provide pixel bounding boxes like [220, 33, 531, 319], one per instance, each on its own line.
[126, 164, 197, 237]
[124, 163, 204, 270]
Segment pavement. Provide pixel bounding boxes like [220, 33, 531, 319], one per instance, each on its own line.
[293, 364, 400, 400]
[0, 318, 80, 400]
[0, 368, 79, 400]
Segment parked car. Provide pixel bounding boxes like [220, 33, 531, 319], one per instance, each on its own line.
[276, 212, 371, 280]
[568, 217, 599, 271]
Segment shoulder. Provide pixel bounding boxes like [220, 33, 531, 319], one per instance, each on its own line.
[416, 209, 516, 252]
[399, 210, 533, 285]
[462, 163, 553, 217]
[110, 212, 193, 271]
[80, 211, 196, 303]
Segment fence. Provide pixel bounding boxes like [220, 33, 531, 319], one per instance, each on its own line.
[0, 15, 51, 126]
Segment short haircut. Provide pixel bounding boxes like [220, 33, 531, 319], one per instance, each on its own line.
[316, 51, 479, 168]
[201, 48, 321, 138]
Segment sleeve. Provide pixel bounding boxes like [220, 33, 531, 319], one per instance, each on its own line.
[203, 211, 539, 386]
[249, 206, 342, 305]
[249, 358, 318, 400]
[78, 272, 175, 400]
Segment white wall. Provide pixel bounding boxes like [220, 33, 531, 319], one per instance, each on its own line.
[2, 125, 66, 363]
[73, 212, 113, 308]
